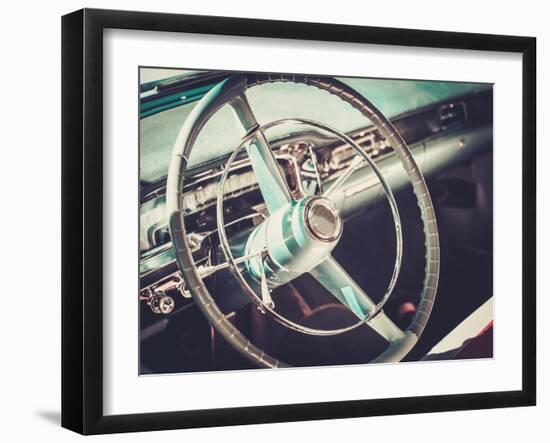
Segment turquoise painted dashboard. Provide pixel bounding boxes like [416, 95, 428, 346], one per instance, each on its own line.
[139, 70, 490, 182]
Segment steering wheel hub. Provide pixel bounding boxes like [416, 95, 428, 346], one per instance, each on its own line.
[245, 196, 342, 285]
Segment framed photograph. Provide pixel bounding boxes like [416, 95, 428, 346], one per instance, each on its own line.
[61, 8, 536, 434]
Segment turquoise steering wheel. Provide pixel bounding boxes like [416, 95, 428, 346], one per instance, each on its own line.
[166, 73, 440, 367]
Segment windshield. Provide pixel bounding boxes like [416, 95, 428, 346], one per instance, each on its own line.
[140, 69, 489, 183]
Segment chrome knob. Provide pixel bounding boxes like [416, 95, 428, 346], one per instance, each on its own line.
[147, 290, 176, 315]
[158, 295, 175, 314]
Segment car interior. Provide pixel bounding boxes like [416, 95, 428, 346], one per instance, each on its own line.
[138, 70, 493, 374]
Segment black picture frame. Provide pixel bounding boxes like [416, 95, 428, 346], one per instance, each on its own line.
[61, 8, 536, 435]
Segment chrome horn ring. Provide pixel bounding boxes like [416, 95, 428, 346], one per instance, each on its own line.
[216, 118, 404, 336]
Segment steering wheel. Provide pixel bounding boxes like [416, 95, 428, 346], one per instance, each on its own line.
[166, 73, 440, 367]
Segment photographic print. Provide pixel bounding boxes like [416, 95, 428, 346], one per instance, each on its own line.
[138, 68, 493, 374]
[61, 10, 536, 433]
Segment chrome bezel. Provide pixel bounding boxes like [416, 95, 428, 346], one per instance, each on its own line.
[303, 197, 343, 242]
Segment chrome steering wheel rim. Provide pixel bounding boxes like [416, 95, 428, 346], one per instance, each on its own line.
[166, 73, 440, 367]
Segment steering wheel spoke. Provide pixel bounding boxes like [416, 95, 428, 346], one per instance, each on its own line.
[230, 94, 293, 213]
[309, 256, 405, 343]
[323, 155, 365, 199]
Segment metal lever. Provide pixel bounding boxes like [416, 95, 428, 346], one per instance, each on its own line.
[260, 250, 275, 310]
[324, 155, 365, 198]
